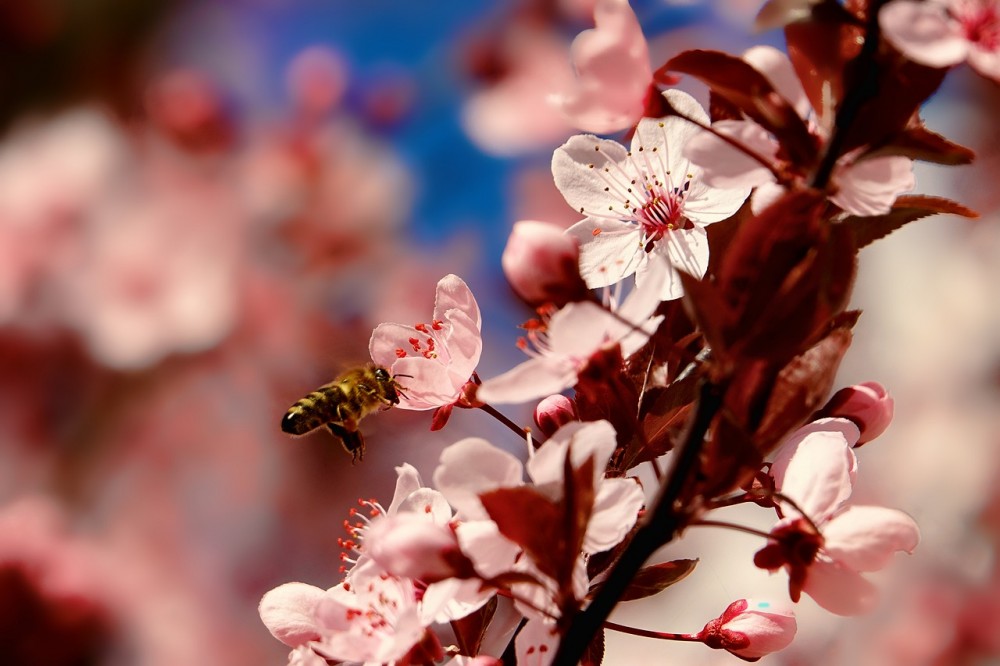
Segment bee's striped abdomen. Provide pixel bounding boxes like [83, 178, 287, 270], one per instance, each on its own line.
[281, 384, 348, 435]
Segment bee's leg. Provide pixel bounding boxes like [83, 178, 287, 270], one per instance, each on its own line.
[326, 423, 365, 463]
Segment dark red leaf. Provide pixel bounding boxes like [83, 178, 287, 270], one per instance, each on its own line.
[754, 324, 854, 455]
[845, 194, 979, 248]
[868, 125, 976, 165]
[451, 596, 497, 657]
[480, 487, 567, 583]
[619, 559, 699, 601]
[785, 2, 862, 114]
[660, 49, 817, 167]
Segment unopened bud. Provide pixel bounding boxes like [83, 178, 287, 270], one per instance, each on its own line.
[534, 394, 577, 437]
[697, 598, 796, 661]
[502, 220, 591, 308]
[819, 382, 894, 446]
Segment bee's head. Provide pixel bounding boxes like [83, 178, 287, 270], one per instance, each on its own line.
[373, 366, 392, 382]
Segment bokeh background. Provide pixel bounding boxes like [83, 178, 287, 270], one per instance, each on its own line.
[1, 1, 998, 664]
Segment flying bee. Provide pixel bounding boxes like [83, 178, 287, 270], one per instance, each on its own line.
[281, 364, 407, 462]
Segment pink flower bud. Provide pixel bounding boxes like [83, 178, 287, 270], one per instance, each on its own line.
[502, 220, 591, 308]
[697, 598, 796, 661]
[819, 381, 894, 446]
[534, 394, 578, 437]
[364, 514, 475, 583]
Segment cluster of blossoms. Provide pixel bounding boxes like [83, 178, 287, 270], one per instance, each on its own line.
[261, 0, 991, 663]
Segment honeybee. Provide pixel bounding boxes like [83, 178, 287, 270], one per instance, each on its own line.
[281, 364, 406, 462]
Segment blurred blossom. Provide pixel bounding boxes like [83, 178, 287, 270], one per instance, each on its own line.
[0, 109, 124, 324]
[881, 0, 1000, 83]
[145, 69, 235, 152]
[0, 498, 116, 666]
[461, 26, 576, 156]
[286, 46, 349, 119]
[553, 0, 653, 134]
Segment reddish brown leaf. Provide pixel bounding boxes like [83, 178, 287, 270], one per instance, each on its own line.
[868, 125, 976, 166]
[619, 559, 699, 601]
[845, 194, 979, 248]
[697, 410, 764, 500]
[785, 2, 862, 115]
[451, 596, 497, 657]
[754, 325, 854, 455]
[661, 49, 816, 166]
[480, 487, 567, 583]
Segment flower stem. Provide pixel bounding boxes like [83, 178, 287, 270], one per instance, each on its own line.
[691, 519, 773, 540]
[603, 621, 698, 642]
[550, 379, 723, 666]
[477, 402, 531, 443]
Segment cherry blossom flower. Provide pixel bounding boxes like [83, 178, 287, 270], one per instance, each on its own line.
[461, 28, 577, 156]
[683, 46, 915, 217]
[261, 575, 436, 665]
[434, 420, 643, 555]
[756, 419, 920, 615]
[476, 260, 665, 405]
[552, 0, 653, 134]
[880, 0, 1000, 82]
[555, 89, 751, 300]
[369, 274, 482, 410]
[696, 599, 797, 661]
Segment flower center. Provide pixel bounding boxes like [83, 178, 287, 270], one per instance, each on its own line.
[955, 0, 1000, 50]
[635, 183, 692, 248]
[395, 319, 445, 360]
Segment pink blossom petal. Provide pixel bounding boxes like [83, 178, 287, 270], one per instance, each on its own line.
[392, 355, 467, 410]
[370, 322, 419, 367]
[476, 356, 579, 405]
[440, 308, 484, 377]
[385, 463, 425, 515]
[750, 180, 788, 214]
[554, 0, 652, 134]
[743, 45, 811, 118]
[631, 90, 709, 176]
[364, 513, 463, 582]
[822, 505, 920, 572]
[585, 477, 644, 552]
[259, 582, 325, 647]
[552, 134, 632, 217]
[880, 0, 970, 68]
[396, 487, 453, 523]
[515, 618, 559, 666]
[527, 420, 618, 487]
[566, 217, 643, 288]
[967, 44, 1000, 81]
[802, 558, 880, 616]
[545, 301, 622, 357]
[683, 120, 778, 191]
[770, 420, 858, 520]
[831, 155, 915, 216]
[657, 226, 710, 297]
[434, 274, 482, 330]
[433, 437, 524, 519]
[455, 520, 522, 579]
